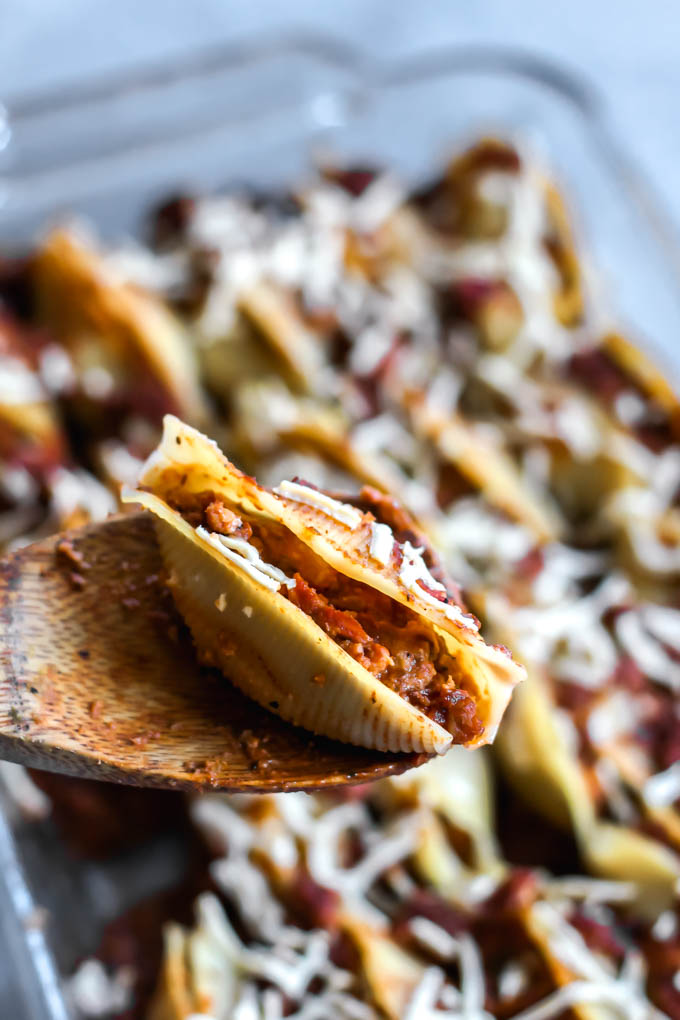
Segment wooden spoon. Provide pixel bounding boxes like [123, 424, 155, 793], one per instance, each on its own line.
[0, 513, 423, 794]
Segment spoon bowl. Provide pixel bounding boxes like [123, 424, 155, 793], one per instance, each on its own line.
[0, 513, 423, 793]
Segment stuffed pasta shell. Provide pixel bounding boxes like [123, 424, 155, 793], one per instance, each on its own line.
[122, 415, 524, 754]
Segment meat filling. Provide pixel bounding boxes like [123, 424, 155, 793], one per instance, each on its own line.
[167, 489, 483, 744]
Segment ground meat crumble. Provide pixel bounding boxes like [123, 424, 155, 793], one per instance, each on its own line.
[170, 491, 484, 744]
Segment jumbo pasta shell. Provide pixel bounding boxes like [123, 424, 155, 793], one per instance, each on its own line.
[496, 663, 680, 913]
[495, 668, 596, 832]
[147, 925, 194, 1020]
[603, 330, 680, 426]
[33, 228, 206, 425]
[123, 415, 524, 754]
[408, 397, 562, 543]
[384, 748, 502, 876]
[230, 380, 395, 493]
[238, 282, 325, 392]
[133, 487, 452, 755]
[583, 822, 680, 918]
[340, 918, 425, 1020]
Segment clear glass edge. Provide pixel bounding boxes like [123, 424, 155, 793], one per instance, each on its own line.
[1, 32, 363, 120]
[0, 805, 70, 1020]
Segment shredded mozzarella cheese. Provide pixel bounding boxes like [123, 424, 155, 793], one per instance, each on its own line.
[196, 526, 295, 591]
[368, 521, 394, 565]
[274, 480, 363, 528]
[643, 763, 680, 808]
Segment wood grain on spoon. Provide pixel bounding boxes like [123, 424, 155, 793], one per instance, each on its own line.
[0, 513, 423, 793]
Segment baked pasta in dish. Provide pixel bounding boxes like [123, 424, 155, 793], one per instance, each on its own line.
[73, 758, 675, 1020]
[2, 135, 680, 1018]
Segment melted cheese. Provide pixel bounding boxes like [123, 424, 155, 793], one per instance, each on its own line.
[0, 465, 37, 504]
[643, 763, 680, 809]
[196, 526, 295, 592]
[616, 609, 680, 692]
[408, 918, 459, 960]
[0, 357, 46, 404]
[510, 574, 630, 688]
[651, 910, 678, 941]
[403, 966, 446, 1020]
[98, 442, 145, 487]
[49, 468, 116, 523]
[498, 961, 529, 1001]
[368, 521, 394, 565]
[39, 344, 76, 394]
[399, 540, 479, 631]
[274, 480, 363, 529]
[66, 960, 134, 1017]
[544, 877, 635, 904]
[586, 691, 637, 748]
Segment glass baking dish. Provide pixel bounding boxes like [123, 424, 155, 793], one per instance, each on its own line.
[2, 34, 680, 1020]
